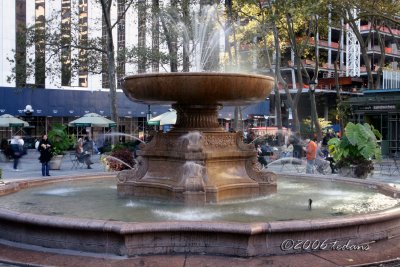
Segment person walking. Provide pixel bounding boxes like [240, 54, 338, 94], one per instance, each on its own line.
[305, 138, 317, 174]
[38, 134, 52, 176]
[10, 136, 24, 171]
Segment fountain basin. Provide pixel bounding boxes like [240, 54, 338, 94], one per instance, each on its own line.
[0, 174, 399, 257]
[122, 72, 274, 105]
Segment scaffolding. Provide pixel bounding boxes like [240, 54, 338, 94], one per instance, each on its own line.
[346, 9, 360, 77]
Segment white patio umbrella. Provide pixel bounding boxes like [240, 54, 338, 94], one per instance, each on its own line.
[147, 109, 176, 126]
[68, 113, 116, 128]
[0, 114, 29, 138]
[0, 114, 29, 127]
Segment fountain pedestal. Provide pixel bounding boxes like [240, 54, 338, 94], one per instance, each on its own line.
[117, 131, 277, 204]
[118, 72, 277, 204]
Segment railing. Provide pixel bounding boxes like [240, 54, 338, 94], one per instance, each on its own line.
[360, 24, 400, 36]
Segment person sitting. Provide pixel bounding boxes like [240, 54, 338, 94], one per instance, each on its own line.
[83, 136, 93, 155]
[75, 138, 93, 169]
[281, 143, 294, 158]
[256, 144, 269, 168]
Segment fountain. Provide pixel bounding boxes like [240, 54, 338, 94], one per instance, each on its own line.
[0, 5, 400, 265]
[118, 72, 277, 204]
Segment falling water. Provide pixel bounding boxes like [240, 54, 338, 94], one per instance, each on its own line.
[179, 161, 207, 186]
[189, 5, 224, 71]
[180, 131, 203, 152]
[179, 131, 207, 187]
[160, 4, 227, 72]
[104, 132, 145, 144]
[267, 157, 306, 168]
[103, 155, 134, 170]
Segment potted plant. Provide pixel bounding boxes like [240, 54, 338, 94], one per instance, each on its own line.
[328, 122, 382, 178]
[47, 124, 75, 170]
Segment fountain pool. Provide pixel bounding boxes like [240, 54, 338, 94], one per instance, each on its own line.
[0, 177, 398, 222]
[0, 174, 399, 257]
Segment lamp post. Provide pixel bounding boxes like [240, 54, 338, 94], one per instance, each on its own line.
[23, 105, 34, 136]
[23, 105, 34, 116]
[145, 105, 152, 142]
[309, 81, 317, 135]
[309, 81, 316, 93]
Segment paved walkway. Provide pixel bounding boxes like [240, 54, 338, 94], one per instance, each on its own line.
[267, 159, 400, 187]
[0, 149, 109, 182]
[0, 151, 400, 266]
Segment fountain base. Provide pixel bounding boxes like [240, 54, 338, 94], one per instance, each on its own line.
[117, 131, 277, 204]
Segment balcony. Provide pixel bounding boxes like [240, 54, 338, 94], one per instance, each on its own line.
[360, 25, 400, 37]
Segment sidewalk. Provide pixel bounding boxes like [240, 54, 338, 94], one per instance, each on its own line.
[267, 160, 400, 187]
[3, 151, 398, 185]
[0, 149, 110, 182]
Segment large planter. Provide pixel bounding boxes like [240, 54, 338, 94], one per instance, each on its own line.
[49, 155, 64, 170]
[338, 165, 369, 179]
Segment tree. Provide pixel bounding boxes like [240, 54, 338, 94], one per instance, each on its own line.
[159, 1, 179, 72]
[8, 0, 136, 131]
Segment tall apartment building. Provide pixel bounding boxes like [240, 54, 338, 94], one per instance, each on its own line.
[275, 17, 400, 155]
[0, 0, 269, 141]
[0, 0, 153, 140]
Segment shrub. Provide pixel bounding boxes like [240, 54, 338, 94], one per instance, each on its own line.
[48, 124, 75, 156]
[328, 122, 381, 178]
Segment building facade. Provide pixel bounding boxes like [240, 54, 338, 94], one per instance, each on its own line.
[0, 0, 271, 142]
[1, 1, 399, 152]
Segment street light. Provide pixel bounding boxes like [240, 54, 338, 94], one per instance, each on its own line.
[309, 80, 317, 93]
[308, 80, 317, 135]
[23, 105, 34, 116]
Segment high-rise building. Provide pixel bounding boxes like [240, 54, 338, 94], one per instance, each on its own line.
[0, 0, 270, 141]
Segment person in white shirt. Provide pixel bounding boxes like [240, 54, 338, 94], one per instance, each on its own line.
[10, 136, 24, 170]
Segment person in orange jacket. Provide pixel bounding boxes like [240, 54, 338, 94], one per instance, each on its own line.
[304, 138, 317, 174]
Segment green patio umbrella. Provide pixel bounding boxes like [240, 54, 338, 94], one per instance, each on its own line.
[0, 114, 29, 128]
[68, 113, 117, 142]
[68, 113, 116, 128]
[0, 114, 29, 138]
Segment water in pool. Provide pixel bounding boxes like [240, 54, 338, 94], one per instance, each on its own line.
[0, 177, 398, 222]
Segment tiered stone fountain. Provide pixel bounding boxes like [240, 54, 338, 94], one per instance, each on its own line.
[0, 72, 399, 261]
[117, 72, 277, 204]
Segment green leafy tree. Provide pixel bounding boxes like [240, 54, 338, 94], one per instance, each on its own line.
[301, 118, 332, 138]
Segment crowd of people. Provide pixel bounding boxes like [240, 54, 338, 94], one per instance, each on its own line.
[2, 129, 339, 176]
[252, 130, 338, 174]
[1, 135, 99, 176]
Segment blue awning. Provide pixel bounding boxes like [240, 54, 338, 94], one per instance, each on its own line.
[0, 86, 270, 118]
